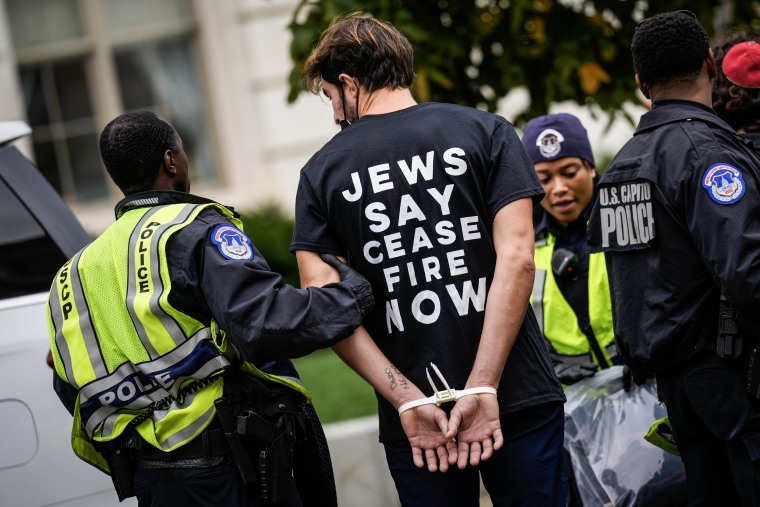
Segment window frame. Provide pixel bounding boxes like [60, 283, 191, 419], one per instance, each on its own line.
[8, 0, 214, 207]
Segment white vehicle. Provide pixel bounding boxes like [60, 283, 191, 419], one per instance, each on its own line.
[0, 123, 135, 507]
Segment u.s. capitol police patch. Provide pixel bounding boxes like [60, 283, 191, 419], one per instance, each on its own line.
[210, 225, 254, 260]
[536, 128, 564, 159]
[702, 163, 746, 205]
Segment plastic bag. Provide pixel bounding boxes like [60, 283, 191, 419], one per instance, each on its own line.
[563, 365, 687, 507]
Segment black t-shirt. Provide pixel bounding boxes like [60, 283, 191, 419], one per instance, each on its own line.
[292, 102, 565, 441]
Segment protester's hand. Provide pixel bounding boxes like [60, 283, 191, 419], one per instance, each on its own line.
[319, 254, 374, 317]
[446, 393, 503, 469]
[399, 404, 458, 473]
[554, 362, 597, 385]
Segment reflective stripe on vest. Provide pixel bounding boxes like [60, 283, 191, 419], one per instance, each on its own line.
[49, 202, 310, 471]
[49, 203, 231, 451]
[531, 232, 615, 366]
[127, 204, 200, 356]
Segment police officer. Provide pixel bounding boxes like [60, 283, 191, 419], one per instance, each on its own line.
[523, 113, 624, 507]
[48, 111, 374, 507]
[587, 12, 760, 506]
[522, 113, 618, 386]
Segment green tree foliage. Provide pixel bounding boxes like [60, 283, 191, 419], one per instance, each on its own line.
[287, 0, 760, 126]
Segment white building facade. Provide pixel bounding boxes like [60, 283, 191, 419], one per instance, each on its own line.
[0, 0, 342, 233]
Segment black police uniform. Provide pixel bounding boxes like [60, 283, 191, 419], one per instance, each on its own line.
[745, 132, 760, 158]
[53, 190, 372, 507]
[587, 100, 760, 506]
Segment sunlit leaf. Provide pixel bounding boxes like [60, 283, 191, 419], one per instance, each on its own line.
[579, 61, 612, 95]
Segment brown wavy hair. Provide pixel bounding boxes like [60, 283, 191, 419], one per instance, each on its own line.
[303, 12, 414, 94]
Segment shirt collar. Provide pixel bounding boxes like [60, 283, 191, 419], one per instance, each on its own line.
[637, 100, 733, 135]
[651, 99, 714, 113]
[115, 190, 238, 219]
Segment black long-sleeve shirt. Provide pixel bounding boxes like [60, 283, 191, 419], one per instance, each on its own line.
[54, 190, 368, 414]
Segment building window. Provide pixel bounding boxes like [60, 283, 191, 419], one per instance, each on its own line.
[19, 59, 106, 201]
[6, 0, 216, 204]
[114, 37, 214, 184]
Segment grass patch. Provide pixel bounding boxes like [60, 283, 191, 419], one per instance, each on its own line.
[238, 205, 377, 423]
[293, 348, 378, 424]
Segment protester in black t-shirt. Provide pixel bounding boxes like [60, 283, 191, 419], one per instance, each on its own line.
[290, 12, 566, 507]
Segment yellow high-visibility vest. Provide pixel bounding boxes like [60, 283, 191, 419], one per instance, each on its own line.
[47, 203, 308, 472]
[531, 232, 615, 368]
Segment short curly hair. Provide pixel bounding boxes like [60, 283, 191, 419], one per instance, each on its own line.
[99, 111, 179, 195]
[632, 11, 710, 90]
[303, 12, 414, 95]
[712, 31, 760, 133]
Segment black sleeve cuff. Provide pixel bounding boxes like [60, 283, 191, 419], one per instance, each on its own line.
[345, 277, 375, 318]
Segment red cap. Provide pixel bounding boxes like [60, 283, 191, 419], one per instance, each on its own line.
[723, 41, 760, 89]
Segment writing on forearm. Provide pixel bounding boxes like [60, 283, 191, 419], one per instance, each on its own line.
[385, 365, 410, 392]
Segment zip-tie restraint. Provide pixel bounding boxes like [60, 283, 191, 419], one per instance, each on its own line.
[397, 362, 497, 415]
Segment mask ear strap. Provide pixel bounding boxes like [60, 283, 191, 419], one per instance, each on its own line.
[339, 87, 351, 130]
[354, 82, 360, 121]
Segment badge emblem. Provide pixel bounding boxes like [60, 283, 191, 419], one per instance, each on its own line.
[210, 225, 254, 260]
[702, 163, 745, 205]
[536, 128, 565, 159]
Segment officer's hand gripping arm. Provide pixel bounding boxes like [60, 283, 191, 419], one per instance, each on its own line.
[319, 254, 374, 318]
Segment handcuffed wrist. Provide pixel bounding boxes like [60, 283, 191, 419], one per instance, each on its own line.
[397, 363, 497, 415]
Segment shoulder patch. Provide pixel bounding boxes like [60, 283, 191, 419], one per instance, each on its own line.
[210, 225, 254, 261]
[588, 180, 656, 252]
[702, 163, 746, 205]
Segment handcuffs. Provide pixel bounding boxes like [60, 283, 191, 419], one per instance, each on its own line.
[397, 362, 497, 415]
